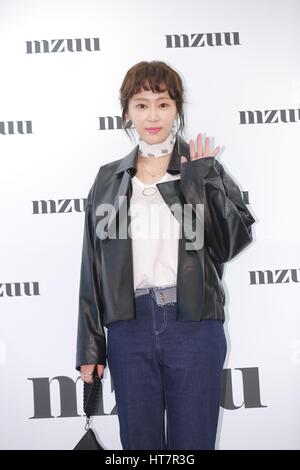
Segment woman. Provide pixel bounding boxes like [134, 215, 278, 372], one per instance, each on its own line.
[76, 60, 256, 450]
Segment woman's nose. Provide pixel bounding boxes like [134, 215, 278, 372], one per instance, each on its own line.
[148, 106, 159, 120]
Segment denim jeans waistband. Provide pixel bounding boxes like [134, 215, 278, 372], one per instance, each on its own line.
[134, 284, 177, 306]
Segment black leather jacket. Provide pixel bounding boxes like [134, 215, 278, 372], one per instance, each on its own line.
[75, 135, 255, 370]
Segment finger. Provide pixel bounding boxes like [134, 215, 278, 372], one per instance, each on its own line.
[97, 364, 104, 379]
[82, 365, 95, 374]
[84, 377, 94, 384]
[204, 136, 210, 156]
[80, 374, 93, 382]
[181, 155, 187, 163]
[80, 369, 94, 383]
[211, 146, 220, 157]
[82, 371, 94, 381]
[189, 139, 197, 159]
[197, 133, 203, 156]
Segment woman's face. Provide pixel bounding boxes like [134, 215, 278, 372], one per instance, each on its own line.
[126, 84, 177, 145]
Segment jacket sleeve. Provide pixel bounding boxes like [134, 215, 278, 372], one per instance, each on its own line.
[75, 180, 107, 371]
[180, 156, 256, 263]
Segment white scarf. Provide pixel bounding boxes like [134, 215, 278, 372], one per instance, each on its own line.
[138, 130, 176, 158]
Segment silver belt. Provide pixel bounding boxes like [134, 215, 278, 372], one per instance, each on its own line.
[134, 284, 177, 306]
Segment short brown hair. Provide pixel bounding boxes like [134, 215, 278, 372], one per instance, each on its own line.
[119, 60, 185, 142]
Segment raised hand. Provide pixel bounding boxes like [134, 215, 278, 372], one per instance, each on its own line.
[181, 133, 221, 164]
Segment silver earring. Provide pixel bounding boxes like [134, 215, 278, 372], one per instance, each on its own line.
[125, 119, 135, 129]
[172, 117, 181, 156]
[171, 117, 179, 139]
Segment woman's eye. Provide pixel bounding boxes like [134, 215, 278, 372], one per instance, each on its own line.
[137, 103, 169, 109]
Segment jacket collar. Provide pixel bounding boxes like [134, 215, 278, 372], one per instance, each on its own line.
[115, 134, 191, 177]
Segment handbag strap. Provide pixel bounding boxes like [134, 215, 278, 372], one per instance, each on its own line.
[83, 370, 102, 419]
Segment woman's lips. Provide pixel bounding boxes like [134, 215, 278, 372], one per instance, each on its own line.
[146, 128, 161, 134]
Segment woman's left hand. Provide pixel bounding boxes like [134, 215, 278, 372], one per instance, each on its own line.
[181, 133, 221, 163]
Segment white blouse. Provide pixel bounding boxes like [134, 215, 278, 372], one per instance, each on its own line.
[129, 172, 181, 291]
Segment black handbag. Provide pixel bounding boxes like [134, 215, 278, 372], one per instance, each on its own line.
[74, 370, 105, 450]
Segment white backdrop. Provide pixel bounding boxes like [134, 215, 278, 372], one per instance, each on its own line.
[0, 0, 299, 450]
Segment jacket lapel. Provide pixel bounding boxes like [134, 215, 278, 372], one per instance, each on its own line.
[105, 169, 132, 238]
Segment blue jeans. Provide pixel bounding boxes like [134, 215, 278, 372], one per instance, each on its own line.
[106, 285, 227, 450]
